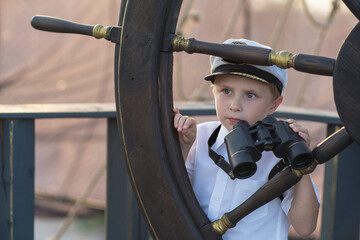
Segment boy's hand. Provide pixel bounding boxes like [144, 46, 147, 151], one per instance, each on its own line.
[286, 119, 310, 146]
[173, 107, 197, 146]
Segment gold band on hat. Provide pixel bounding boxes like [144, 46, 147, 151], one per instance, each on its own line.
[227, 72, 270, 84]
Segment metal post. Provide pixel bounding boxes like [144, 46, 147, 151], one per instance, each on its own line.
[106, 118, 149, 240]
[320, 124, 360, 240]
[0, 120, 35, 240]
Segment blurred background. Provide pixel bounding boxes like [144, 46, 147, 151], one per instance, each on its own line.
[0, 0, 358, 239]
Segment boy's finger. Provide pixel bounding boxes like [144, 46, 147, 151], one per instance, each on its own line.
[174, 113, 182, 128]
[177, 116, 189, 131]
[285, 118, 295, 124]
[292, 125, 308, 134]
[173, 107, 180, 114]
[289, 123, 304, 132]
[183, 118, 194, 130]
[298, 132, 310, 145]
[289, 124, 299, 132]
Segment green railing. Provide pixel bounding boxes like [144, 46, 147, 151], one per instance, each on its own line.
[0, 103, 359, 240]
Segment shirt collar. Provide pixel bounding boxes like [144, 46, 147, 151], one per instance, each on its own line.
[212, 124, 230, 151]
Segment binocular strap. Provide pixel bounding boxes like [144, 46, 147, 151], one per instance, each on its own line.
[267, 159, 288, 200]
[208, 124, 235, 180]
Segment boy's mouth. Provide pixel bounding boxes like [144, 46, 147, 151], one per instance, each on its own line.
[229, 118, 241, 124]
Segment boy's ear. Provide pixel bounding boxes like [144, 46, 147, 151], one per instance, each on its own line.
[269, 96, 283, 114]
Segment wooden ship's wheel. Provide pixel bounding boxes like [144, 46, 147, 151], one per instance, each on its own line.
[31, 0, 360, 239]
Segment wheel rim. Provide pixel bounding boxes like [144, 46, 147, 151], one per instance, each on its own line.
[114, 0, 218, 239]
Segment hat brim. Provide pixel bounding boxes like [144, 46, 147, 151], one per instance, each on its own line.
[204, 71, 271, 85]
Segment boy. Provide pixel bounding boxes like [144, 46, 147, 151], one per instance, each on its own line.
[173, 39, 319, 240]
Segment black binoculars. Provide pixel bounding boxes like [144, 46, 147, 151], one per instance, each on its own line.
[224, 115, 314, 179]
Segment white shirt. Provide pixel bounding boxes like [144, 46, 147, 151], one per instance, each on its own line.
[185, 121, 319, 240]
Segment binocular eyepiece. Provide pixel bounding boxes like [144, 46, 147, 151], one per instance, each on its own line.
[224, 115, 314, 179]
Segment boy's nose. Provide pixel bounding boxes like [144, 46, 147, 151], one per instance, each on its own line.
[230, 98, 242, 112]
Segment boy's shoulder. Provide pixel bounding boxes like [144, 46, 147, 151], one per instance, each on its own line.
[198, 121, 221, 129]
[197, 121, 221, 136]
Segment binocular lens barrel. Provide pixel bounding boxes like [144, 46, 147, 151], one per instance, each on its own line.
[287, 142, 313, 170]
[225, 120, 261, 179]
[230, 151, 257, 178]
[272, 121, 314, 170]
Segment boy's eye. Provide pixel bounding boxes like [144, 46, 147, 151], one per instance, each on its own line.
[223, 89, 231, 95]
[247, 92, 256, 99]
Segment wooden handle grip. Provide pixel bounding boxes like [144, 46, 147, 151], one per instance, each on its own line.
[294, 54, 334, 76]
[212, 168, 301, 235]
[188, 39, 272, 66]
[172, 36, 272, 66]
[312, 126, 353, 164]
[227, 168, 301, 223]
[31, 15, 94, 36]
[171, 35, 335, 76]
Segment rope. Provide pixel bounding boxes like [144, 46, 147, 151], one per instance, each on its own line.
[47, 160, 106, 240]
[221, 0, 247, 41]
[294, 0, 340, 107]
[194, 0, 249, 101]
[243, 1, 251, 39]
[267, 0, 294, 49]
[302, 0, 340, 29]
[174, 0, 198, 101]
[176, 0, 196, 35]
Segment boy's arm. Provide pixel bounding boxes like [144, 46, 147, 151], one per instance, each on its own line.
[173, 108, 197, 161]
[288, 175, 319, 237]
[286, 119, 319, 237]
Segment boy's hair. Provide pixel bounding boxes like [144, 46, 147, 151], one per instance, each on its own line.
[269, 83, 281, 100]
[205, 39, 287, 95]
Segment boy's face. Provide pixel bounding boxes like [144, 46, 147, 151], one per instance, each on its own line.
[212, 75, 283, 131]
